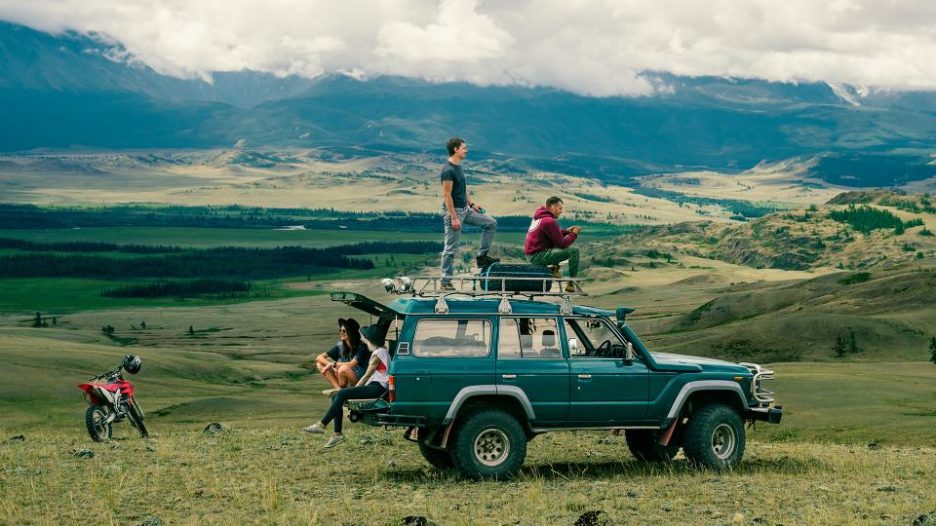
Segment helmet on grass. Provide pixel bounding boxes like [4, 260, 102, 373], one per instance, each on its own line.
[122, 354, 142, 374]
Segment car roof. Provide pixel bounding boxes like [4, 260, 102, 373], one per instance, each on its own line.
[386, 297, 616, 317]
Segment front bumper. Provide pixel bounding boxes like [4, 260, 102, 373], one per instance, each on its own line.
[746, 405, 783, 424]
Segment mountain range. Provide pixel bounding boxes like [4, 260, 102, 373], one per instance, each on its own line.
[2, 20, 935, 186]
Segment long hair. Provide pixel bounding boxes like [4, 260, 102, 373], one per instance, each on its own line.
[340, 320, 362, 360]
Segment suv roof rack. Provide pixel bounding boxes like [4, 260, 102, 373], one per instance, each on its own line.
[380, 276, 585, 315]
[382, 275, 586, 299]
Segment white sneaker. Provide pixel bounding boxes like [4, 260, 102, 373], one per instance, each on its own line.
[323, 434, 345, 448]
[303, 422, 325, 434]
[322, 388, 340, 397]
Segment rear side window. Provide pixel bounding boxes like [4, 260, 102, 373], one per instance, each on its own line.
[412, 318, 492, 357]
[498, 318, 561, 359]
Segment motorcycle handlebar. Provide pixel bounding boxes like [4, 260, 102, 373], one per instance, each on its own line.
[89, 365, 124, 381]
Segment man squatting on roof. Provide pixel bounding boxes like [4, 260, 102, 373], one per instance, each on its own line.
[439, 137, 499, 290]
[525, 196, 581, 293]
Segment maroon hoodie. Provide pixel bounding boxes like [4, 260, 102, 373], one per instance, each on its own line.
[524, 206, 577, 255]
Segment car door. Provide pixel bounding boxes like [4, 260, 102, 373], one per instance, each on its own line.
[563, 317, 651, 426]
[405, 316, 495, 422]
[495, 317, 570, 425]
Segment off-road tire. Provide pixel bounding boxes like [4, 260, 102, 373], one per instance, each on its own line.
[625, 430, 680, 462]
[85, 405, 112, 442]
[127, 400, 149, 439]
[450, 409, 527, 480]
[683, 404, 745, 470]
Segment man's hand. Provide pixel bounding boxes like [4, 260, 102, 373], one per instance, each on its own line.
[569, 226, 582, 235]
[451, 216, 462, 231]
[470, 202, 482, 212]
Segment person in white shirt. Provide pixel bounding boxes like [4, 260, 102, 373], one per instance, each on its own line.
[303, 324, 391, 448]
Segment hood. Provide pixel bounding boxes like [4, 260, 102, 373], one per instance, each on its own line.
[652, 352, 749, 373]
[533, 206, 555, 220]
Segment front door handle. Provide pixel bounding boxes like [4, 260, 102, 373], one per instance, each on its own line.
[577, 374, 592, 379]
[501, 374, 517, 380]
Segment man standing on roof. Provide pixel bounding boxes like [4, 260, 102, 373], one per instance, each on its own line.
[440, 137, 498, 291]
[525, 196, 580, 293]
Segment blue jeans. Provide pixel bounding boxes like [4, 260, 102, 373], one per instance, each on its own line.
[320, 383, 387, 433]
[440, 206, 497, 283]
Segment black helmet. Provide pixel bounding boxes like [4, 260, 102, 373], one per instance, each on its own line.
[123, 354, 142, 374]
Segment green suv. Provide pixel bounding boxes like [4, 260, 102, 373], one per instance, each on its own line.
[336, 278, 782, 479]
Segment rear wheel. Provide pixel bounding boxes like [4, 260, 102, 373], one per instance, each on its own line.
[683, 404, 745, 470]
[85, 405, 112, 442]
[450, 410, 526, 480]
[126, 398, 149, 438]
[625, 430, 680, 462]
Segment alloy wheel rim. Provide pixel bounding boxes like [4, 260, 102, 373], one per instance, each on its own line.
[473, 428, 510, 467]
[711, 423, 736, 459]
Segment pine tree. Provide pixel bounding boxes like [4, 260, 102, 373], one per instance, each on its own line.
[930, 337, 936, 365]
[833, 335, 847, 358]
[847, 331, 859, 354]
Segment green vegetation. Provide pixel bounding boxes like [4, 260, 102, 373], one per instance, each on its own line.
[838, 272, 871, 285]
[0, 203, 629, 235]
[631, 187, 780, 218]
[0, 241, 440, 279]
[828, 205, 924, 234]
[101, 279, 252, 299]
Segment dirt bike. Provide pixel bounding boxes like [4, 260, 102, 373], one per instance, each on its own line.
[77, 354, 149, 441]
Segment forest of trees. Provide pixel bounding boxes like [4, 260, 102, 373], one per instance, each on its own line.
[0, 241, 441, 279]
[101, 279, 252, 298]
[0, 204, 626, 233]
[828, 205, 924, 234]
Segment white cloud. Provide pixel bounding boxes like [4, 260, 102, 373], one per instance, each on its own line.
[1, 0, 935, 95]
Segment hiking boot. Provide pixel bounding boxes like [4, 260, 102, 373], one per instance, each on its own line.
[323, 434, 345, 448]
[564, 282, 578, 293]
[303, 422, 325, 434]
[548, 265, 562, 278]
[322, 388, 340, 397]
[476, 254, 500, 268]
[440, 282, 456, 292]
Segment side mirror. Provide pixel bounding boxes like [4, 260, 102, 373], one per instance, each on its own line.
[568, 338, 580, 356]
[624, 341, 635, 365]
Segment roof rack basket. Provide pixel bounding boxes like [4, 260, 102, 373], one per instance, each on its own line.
[381, 275, 586, 299]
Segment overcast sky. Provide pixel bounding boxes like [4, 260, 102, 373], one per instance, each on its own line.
[2, 0, 935, 96]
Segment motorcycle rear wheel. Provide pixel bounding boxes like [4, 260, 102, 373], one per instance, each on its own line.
[85, 405, 112, 442]
[127, 399, 149, 438]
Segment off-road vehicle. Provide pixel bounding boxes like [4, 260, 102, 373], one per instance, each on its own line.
[337, 275, 782, 479]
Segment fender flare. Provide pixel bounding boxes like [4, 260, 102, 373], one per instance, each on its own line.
[442, 385, 536, 425]
[665, 380, 748, 419]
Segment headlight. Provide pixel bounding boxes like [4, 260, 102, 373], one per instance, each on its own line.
[739, 362, 775, 404]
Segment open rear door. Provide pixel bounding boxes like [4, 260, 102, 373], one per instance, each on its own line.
[330, 292, 404, 347]
[329, 292, 399, 318]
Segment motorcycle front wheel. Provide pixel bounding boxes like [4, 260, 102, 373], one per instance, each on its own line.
[127, 398, 149, 438]
[85, 405, 112, 442]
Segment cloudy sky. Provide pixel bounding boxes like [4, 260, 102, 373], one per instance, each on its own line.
[2, 0, 935, 96]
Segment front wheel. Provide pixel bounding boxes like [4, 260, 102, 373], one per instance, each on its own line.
[450, 410, 527, 480]
[683, 404, 745, 470]
[85, 405, 112, 442]
[126, 398, 149, 439]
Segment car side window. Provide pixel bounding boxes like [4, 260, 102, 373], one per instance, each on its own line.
[412, 318, 491, 357]
[564, 318, 629, 359]
[499, 317, 561, 359]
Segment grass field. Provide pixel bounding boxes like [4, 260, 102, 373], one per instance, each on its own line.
[0, 327, 934, 525]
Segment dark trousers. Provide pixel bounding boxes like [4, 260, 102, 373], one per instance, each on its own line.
[321, 383, 387, 433]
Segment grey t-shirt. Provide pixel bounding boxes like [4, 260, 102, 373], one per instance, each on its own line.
[440, 161, 468, 208]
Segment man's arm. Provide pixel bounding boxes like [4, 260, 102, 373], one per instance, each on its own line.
[544, 218, 578, 248]
[441, 180, 461, 230]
